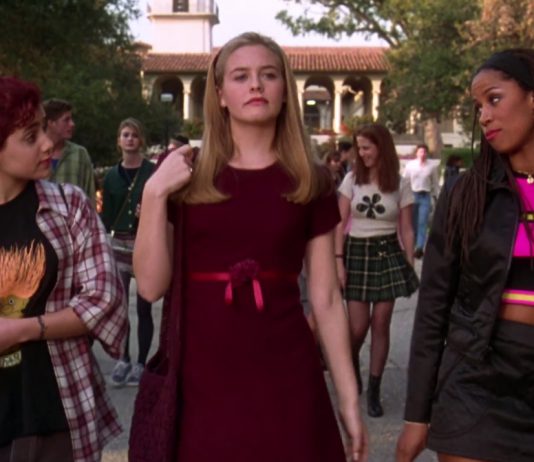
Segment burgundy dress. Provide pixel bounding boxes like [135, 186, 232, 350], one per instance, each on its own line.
[175, 163, 345, 461]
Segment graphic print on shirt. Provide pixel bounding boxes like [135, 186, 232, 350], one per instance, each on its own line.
[0, 242, 45, 368]
[356, 194, 385, 219]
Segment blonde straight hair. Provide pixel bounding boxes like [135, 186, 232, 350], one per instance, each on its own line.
[184, 32, 324, 204]
[116, 117, 147, 154]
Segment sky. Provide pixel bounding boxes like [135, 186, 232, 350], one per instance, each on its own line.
[130, 0, 386, 47]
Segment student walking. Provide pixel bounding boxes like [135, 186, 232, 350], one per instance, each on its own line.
[101, 118, 155, 387]
[0, 77, 127, 462]
[131, 32, 368, 462]
[403, 144, 440, 258]
[397, 48, 534, 462]
[336, 124, 418, 418]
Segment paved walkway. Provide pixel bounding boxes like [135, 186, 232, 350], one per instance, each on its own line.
[96, 260, 437, 461]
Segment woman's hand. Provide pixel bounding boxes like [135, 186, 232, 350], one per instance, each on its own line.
[0, 318, 19, 354]
[146, 145, 193, 198]
[339, 403, 369, 461]
[0, 317, 32, 354]
[336, 258, 346, 289]
[396, 422, 428, 462]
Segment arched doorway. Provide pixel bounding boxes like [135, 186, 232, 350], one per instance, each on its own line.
[303, 76, 334, 133]
[156, 77, 184, 118]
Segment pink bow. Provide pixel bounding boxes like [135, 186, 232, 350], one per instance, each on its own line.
[226, 259, 264, 311]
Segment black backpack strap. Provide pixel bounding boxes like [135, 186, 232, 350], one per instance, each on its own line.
[58, 183, 68, 210]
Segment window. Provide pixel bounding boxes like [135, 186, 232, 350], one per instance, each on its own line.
[173, 0, 188, 12]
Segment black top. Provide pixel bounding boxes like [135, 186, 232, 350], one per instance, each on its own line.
[0, 182, 68, 445]
[101, 158, 155, 234]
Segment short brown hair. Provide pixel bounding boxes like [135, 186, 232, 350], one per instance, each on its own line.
[43, 98, 72, 124]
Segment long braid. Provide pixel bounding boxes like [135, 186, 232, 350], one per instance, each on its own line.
[446, 144, 493, 260]
[446, 48, 534, 260]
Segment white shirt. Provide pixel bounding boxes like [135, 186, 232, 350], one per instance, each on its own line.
[338, 173, 414, 238]
[403, 159, 440, 197]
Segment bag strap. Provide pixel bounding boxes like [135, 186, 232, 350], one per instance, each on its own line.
[58, 183, 68, 210]
[157, 202, 184, 363]
[110, 165, 142, 237]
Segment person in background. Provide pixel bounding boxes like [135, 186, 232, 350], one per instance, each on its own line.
[156, 133, 191, 167]
[397, 48, 534, 462]
[132, 32, 367, 462]
[168, 133, 190, 152]
[336, 123, 418, 418]
[0, 76, 127, 462]
[443, 154, 463, 189]
[43, 98, 96, 207]
[338, 139, 354, 175]
[403, 143, 440, 259]
[101, 118, 155, 387]
[324, 150, 344, 187]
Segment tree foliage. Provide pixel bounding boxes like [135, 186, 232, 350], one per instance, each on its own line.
[276, 0, 411, 47]
[277, 1, 478, 133]
[277, 0, 534, 143]
[382, 1, 478, 122]
[466, 0, 534, 50]
[0, 0, 171, 166]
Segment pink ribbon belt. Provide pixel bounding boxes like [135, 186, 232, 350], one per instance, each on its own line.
[189, 259, 297, 312]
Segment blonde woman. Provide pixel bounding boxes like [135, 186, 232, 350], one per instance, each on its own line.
[132, 32, 367, 461]
[101, 118, 155, 387]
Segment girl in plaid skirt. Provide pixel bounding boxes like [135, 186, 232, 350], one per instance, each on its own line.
[335, 123, 418, 418]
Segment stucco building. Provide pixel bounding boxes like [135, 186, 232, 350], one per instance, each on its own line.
[140, 0, 388, 135]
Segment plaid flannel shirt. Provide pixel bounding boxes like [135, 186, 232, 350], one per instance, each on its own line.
[34, 180, 128, 462]
[49, 141, 96, 207]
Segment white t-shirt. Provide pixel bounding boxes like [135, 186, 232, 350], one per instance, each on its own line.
[338, 172, 414, 238]
[403, 159, 440, 197]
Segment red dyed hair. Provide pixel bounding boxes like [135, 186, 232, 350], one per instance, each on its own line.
[0, 77, 41, 150]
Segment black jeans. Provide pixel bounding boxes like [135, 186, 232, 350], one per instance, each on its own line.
[120, 270, 154, 365]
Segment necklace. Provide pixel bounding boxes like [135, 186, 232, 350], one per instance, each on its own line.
[124, 168, 136, 183]
[514, 169, 534, 184]
[121, 165, 140, 192]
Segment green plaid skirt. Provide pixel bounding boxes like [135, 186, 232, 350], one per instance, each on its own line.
[343, 233, 419, 302]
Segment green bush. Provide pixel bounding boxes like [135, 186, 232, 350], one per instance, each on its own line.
[441, 147, 476, 169]
[181, 119, 205, 140]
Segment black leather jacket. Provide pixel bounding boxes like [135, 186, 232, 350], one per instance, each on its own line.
[404, 156, 519, 423]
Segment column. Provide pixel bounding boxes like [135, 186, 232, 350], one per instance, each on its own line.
[141, 73, 156, 102]
[333, 80, 343, 134]
[295, 78, 306, 116]
[183, 78, 192, 120]
[371, 77, 382, 121]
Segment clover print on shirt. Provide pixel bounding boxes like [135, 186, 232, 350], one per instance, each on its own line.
[356, 193, 385, 219]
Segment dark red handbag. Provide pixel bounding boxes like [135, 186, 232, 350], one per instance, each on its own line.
[128, 205, 184, 462]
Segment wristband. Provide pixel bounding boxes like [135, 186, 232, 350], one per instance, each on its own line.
[37, 315, 46, 341]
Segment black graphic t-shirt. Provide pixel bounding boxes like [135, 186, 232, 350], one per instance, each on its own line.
[0, 182, 68, 446]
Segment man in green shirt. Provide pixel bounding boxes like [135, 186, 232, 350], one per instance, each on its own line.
[44, 99, 96, 206]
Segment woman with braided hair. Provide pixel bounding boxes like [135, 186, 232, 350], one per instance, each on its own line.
[397, 48, 534, 462]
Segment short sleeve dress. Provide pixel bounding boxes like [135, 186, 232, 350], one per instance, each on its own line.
[174, 163, 346, 462]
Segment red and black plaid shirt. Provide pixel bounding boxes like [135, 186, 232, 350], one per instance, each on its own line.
[35, 180, 128, 462]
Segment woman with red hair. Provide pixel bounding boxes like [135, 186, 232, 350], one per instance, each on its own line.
[0, 76, 127, 462]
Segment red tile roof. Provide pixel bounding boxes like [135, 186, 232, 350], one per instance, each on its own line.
[142, 46, 389, 74]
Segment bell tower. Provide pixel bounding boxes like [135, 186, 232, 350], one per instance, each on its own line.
[147, 0, 219, 53]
